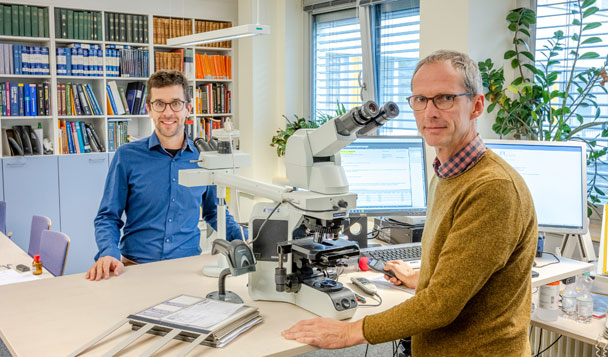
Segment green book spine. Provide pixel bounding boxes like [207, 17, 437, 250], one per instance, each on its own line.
[73, 10, 79, 39]
[108, 13, 114, 41]
[134, 15, 140, 43]
[60, 9, 67, 38]
[126, 15, 132, 43]
[105, 13, 110, 41]
[38, 8, 44, 38]
[18, 5, 24, 36]
[43, 8, 49, 37]
[93, 12, 98, 40]
[86, 12, 90, 40]
[12, 6, 18, 37]
[143, 16, 148, 43]
[54, 9, 61, 38]
[78, 12, 84, 41]
[0, 6, 4, 36]
[66, 83, 72, 116]
[66, 10, 73, 39]
[3, 5, 10, 36]
[31, 6, 38, 37]
[119, 14, 126, 42]
[24, 6, 31, 37]
[96, 12, 102, 41]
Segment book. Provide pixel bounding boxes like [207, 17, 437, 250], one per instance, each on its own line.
[85, 123, 104, 152]
[127, 295, 262, 348]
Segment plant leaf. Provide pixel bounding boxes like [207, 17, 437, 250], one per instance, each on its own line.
[511, 58, 520, 69]
[504, 50, 517, 59]
[582, 0, 597, 8]
[581, 36, 602, 45]
[520, 51, 535, 61]
[519, 28, 531, 37]
[583, 22, 602, 31]
[579, 52, 600, 60]
[583, 6, 599, 18]
[572, 19, 581, 26]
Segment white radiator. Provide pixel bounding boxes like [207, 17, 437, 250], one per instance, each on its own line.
[530, 326, 596, 357]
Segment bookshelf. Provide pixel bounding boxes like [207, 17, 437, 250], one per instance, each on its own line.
[0, 2, 235, 157]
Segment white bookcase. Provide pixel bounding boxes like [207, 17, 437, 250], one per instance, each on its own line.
[0, 2, 235, 157]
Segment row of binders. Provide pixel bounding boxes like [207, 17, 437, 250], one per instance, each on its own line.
[106, 81, 147, 116]
[194, 83, 231, 114]
[56, 43, 103, 77]
[105, 46, 149, 78]
[107, 120, 129, 152]
[195, 54, 231, 80]
[0, 82, 50, 117]
[0, 5, 49, 38]
[59, 120, 105, 154]
[2, 125, 42, 156]
[56, 82, 103, 116]
[105, 12, 148, 44]
[0, 44, 49, 76]
[55, 8, 102, 41]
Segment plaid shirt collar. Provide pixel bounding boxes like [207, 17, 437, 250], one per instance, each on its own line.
[433, 134, 486, 179]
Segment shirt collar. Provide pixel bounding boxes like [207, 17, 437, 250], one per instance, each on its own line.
[433, 134, 486, 179]
[147, 131, 194, 153]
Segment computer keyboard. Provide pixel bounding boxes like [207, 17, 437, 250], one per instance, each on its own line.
[360, 242, 422, 269]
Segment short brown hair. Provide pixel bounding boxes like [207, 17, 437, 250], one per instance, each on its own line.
[146, 70, 190, 104]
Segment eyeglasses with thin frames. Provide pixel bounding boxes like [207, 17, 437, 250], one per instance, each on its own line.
[407, 93, 474, 111]
[150, 100, 187, 113]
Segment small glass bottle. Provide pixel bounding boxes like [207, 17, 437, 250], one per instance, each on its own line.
[576, 275, 593, 323]
[561, 280, 578, 319]
[537, 281, 560, 321]
[32, 254, 42, 275]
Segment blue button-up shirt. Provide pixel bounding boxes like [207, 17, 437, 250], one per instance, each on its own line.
[94, 132, 245, 263]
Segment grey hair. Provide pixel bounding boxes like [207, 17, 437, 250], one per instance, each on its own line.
[412, 50, 482, 94]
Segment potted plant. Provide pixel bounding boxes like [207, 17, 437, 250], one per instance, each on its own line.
[478, 0, 608, 213]
[270, 101, 347, 157]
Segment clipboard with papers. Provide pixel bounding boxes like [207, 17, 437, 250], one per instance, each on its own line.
[68, 295, 263, 357]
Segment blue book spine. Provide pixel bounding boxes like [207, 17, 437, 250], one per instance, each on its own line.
[65, 121, 74, 154]
[9, 83, 17, 116]
[126, 89, 136, 114]
[75, 47, 82, 76]
[12, 45, 19, 75]
[17, 83, 24, 116]
[78, 121, 91, 152]
[114, 49, 119, 77]
[105, 49, 111, 76]
[56, 48, 66, 75]
[24, 83, 30, 116]
[106, 84, 117, 114]
[41, 47, 49, 75]
[29, 84, 36, 116]
[97, 48, 103, 76]
[107, 122, 116, 152]
[66, 49, 72, 76]
[84, 83, 101, 115]
[34, 46, 42, 75]
[83, 48, 89, 76]
[21, 46, 28, 75]
[74, 121, 86, 153]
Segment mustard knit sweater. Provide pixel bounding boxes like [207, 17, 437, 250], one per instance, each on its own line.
[362, 150, 537, 356]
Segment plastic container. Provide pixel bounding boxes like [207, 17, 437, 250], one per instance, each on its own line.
[32, 254, 42, 275]
[561, 281, 577, 319]
[576, 275, 593, 323]
[537, 281, 560, 321]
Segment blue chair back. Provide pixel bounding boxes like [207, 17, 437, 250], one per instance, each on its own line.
[0, 201, 6, 235]
[28, 215, 51, 257]
[39, 230, 70, 276]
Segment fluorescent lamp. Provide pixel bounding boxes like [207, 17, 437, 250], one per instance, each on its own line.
[167, 24, 271, 47]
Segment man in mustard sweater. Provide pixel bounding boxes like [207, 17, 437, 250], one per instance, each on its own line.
[282, 50, 538, 356]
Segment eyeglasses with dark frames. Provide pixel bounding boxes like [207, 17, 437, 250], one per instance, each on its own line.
[407, 93, 474, 111]
[150, 100, 187, 113]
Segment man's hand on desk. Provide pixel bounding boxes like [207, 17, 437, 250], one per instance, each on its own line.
[282, 318, 367, 349]
[85, 256, 124, 281]
[384, 260, 419, 289]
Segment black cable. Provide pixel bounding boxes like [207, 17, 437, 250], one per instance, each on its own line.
[364, 344, 369, 357]
[534, 335, 562, 357]
[248, 201, 282, 244]
[535, 252, 560, 268]
[536, 329, 543, 356]
[285, 199, 339, 213]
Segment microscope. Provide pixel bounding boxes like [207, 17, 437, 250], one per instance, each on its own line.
[180, 100, 399, 319]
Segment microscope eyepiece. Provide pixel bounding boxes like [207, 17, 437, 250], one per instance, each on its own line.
[358, 101, 400, 135]
[335, 100, 380, 136]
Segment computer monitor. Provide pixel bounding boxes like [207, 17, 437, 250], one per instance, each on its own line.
[340, 135, 427, 217]
[485, 140, 588, 234]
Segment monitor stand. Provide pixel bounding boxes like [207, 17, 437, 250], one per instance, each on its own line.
[560, 231, 597, 262]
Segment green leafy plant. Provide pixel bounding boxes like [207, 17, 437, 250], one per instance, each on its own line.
[478, 0, 608, 213]
[270, 101, 347, 157]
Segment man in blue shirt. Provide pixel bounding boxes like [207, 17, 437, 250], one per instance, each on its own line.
[86, 70, 245, 281]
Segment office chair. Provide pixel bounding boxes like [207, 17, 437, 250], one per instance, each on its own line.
[39, 230, 70, 276]
[27, 215, 51, 257]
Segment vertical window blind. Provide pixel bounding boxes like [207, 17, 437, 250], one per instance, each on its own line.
[312, 9, 363, 121]
[535, 0, 608, 199]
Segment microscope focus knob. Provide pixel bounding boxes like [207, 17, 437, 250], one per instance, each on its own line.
[340, 298, 351, 309]
[337, 200, 348, 208]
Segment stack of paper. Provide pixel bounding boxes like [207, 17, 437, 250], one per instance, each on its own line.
[0, 269, 40, 286]
[128, 295, 262, 348]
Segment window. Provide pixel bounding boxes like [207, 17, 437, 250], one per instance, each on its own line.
[312, 9, 363, 121]
[309, 1, 420, 134]
[535, 0, 608, 199]
[372, 1, 420, 135]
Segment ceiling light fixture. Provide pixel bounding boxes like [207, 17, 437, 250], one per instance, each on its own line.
[167, 0, 270, 47]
